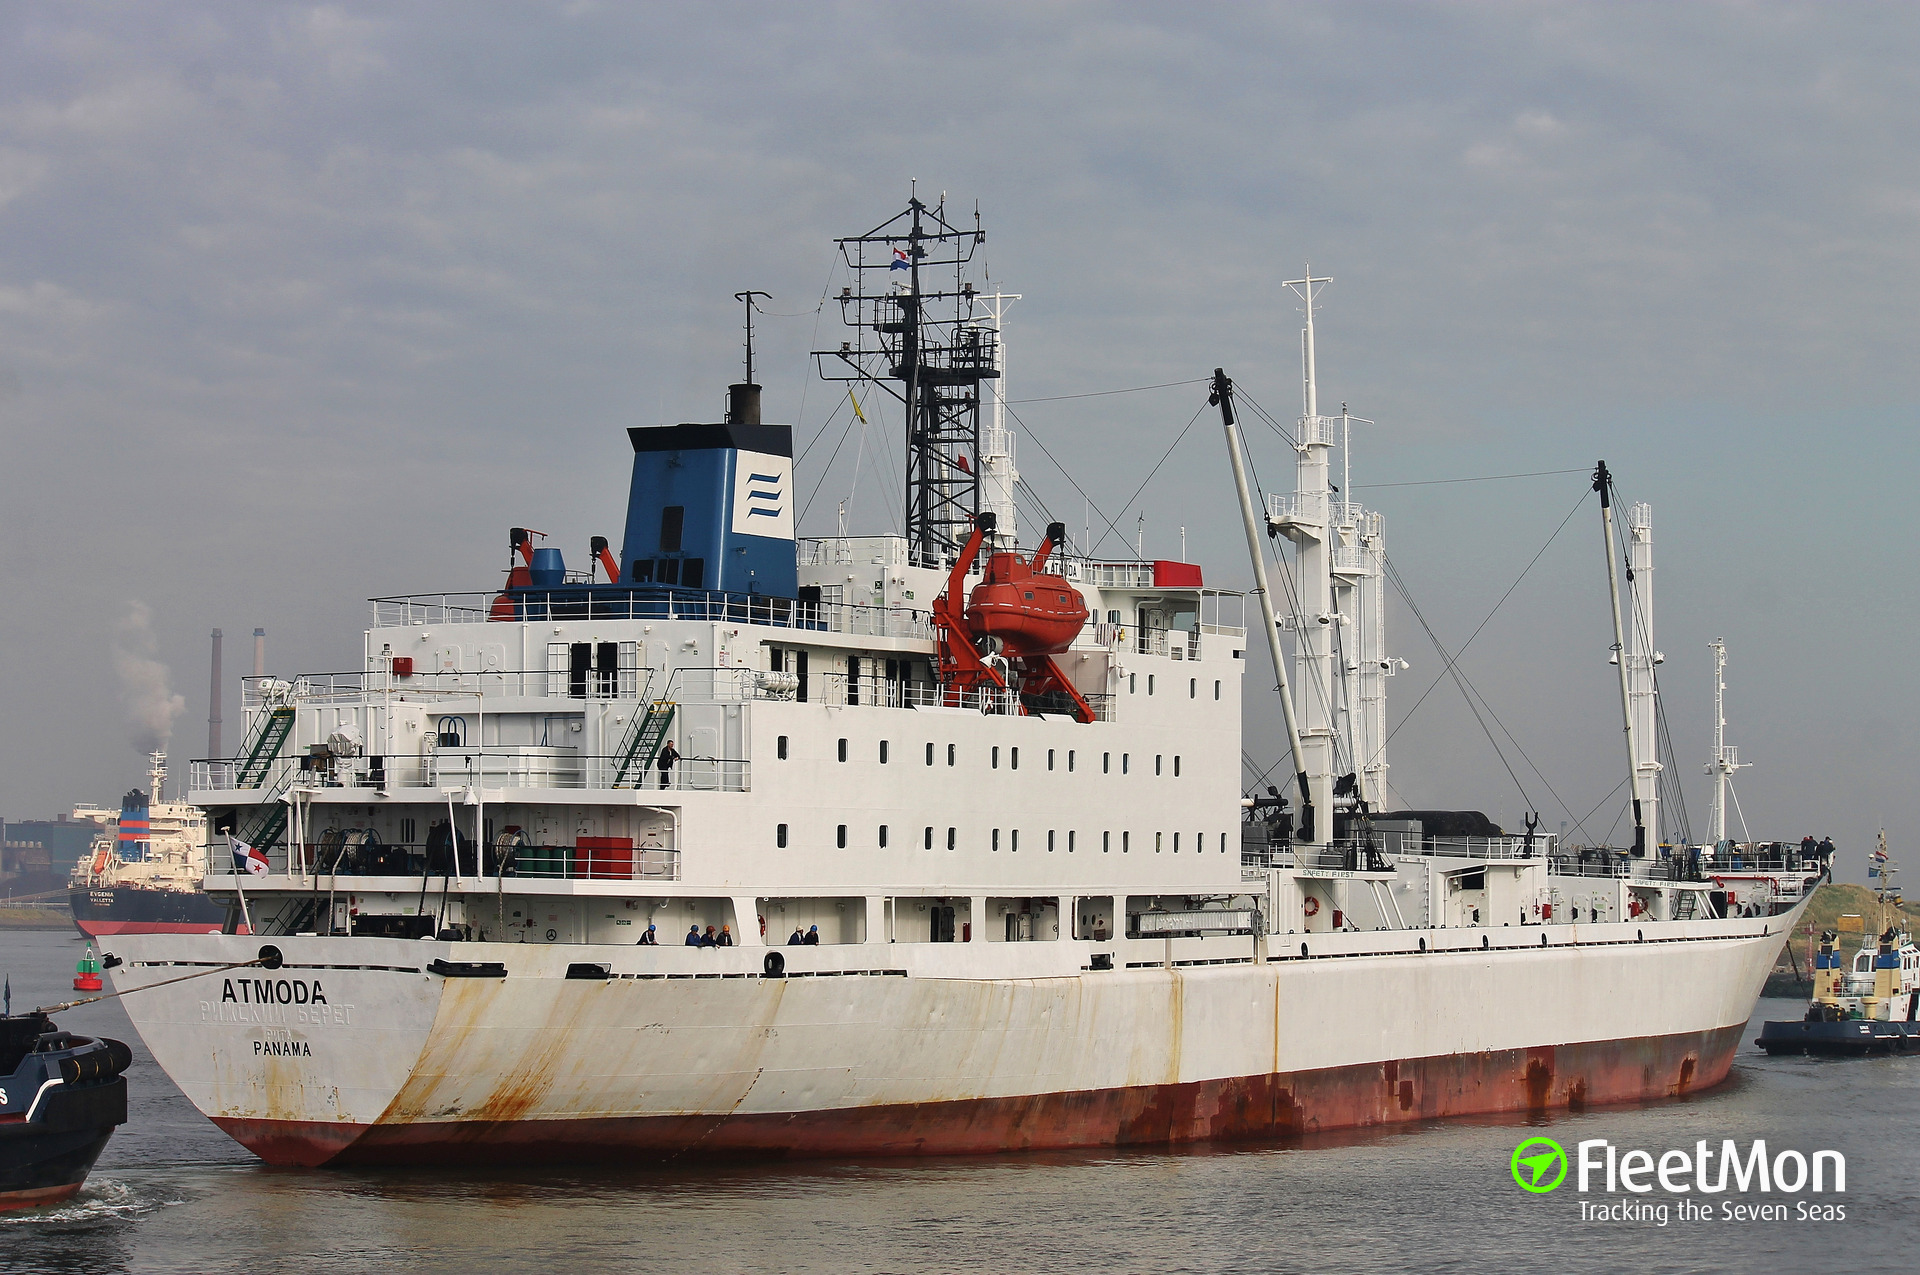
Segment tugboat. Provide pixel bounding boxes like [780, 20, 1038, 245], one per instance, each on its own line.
[1758, 835, 1919, 1055]
[1756, 924, 1920, 1055]
[0, 1002, 133, 1211]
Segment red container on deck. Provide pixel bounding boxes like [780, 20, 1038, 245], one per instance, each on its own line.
[576, 836, 635, 880]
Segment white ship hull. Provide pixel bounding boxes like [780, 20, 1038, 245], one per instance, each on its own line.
[105, 903, 1800, 1166]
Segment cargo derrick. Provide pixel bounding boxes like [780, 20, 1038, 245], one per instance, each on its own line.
[934, 512, 1094, 722]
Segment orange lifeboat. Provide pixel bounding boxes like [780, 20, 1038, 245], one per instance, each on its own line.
[965, 551, 1088, 657]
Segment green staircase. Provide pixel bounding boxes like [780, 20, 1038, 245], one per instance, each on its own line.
[613, 701, 677, 788]
[235, 707, 295, 788]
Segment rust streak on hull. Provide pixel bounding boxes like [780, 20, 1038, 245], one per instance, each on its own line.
[212, 1022, 1741, 1168]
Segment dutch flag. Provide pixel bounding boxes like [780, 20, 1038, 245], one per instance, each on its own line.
[891, 248, 910, 271]
[230, 834, 269, 877]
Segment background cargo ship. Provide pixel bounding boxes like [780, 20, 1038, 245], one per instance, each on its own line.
[99, 199, 1819, 1166]
[68, 753, 226, 937]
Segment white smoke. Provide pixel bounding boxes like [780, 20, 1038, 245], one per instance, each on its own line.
[112, 601, 185, 753]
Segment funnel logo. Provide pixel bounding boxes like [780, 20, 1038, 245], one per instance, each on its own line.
[1512, 1137, 1569, 1194]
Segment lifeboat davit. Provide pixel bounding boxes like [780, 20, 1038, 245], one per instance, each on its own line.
[965, 551, 1088, 657]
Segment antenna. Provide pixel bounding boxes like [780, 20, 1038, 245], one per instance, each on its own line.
[734, 291, 771, 388]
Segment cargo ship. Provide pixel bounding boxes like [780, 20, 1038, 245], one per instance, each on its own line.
[68, 753, 227, 937]
[100, 199, 1818, 1167]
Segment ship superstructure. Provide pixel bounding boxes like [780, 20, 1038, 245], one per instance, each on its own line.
[99, 201, 1822, 1167]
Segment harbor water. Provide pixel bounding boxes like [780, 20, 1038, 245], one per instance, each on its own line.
[4, 927, 1914, 1273]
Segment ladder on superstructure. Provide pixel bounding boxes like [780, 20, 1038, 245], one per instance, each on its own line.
[232, 705, 296, 853]
[613, 701, 678, 789]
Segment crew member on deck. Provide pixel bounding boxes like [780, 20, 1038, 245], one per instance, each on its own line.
[685, 924, 701, 946]
[657, 740, 680, 789]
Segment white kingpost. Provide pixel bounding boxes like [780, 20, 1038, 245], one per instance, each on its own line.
[1625, 503, 1661, 852]
[976, 292, 1022, 544]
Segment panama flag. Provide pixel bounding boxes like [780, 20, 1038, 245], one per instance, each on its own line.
[890, 247, 910, 271]
[230, 834, 269, 876]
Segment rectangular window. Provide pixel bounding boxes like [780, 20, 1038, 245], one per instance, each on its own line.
[777, 734, 789, 760]
[847, 656, 860, 706]
[1011, 829, 1019, 852]
[660, 505, 685, 552]
[1122, 753, 1130, 775]
[1157, 832, 1164, 853]
[1173, 832, 1180, 853]
[1174, 755, 1181, 777]
[1123, 831, 1130, 853]
[1068, 830, 1076, 853]
[1068, 750, 1076, 772]
[1155, 754, 1162, 776]
[880, 740, 889, 764]
[1010, 746, 1018, 770]
[837, 824, 848, 848]
[837, 738, 848, 762]
[776, 823, 788, 848]
[1148, 675, 1154, 695]
[1214, 680, 1222, 701]
[1190, 678, 1196, 699]
[1129, 674, 1136, 694]
[1048, 748, 1056, 771]
[879, 825, 889, 848]
[926, 742, 935, 766]
[947, 827, 956, 851]
[993, 828, 1000, 852]
[1048, 830, 1056, 852]
[400, 817, 416, 844]
[1102, 752, 1110, 774]
[681, 558, 704, 589]
[992, 746, 1000, 769]
[948, 744, 956, 767]
[657, 558, 680, 586]
[1102, 831, 1110, 853]
[924, 826, 934, 850]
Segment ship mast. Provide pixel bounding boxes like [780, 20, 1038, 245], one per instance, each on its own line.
[1705, 638, 1750, 847]
[1266, 269, 1350, 839]
[815, 191, 995, 566]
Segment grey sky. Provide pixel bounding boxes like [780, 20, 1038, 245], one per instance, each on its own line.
[2, 3, 1914, 881]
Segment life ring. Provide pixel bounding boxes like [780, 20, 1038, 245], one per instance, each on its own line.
[1303, 896, 1321, 918]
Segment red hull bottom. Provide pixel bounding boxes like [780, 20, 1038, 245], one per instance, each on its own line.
[0, 1181, 85, 1212]
[213, 1023, 1742, 1168]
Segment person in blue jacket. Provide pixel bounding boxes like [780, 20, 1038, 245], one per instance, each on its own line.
[685, 924, 701, 946]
